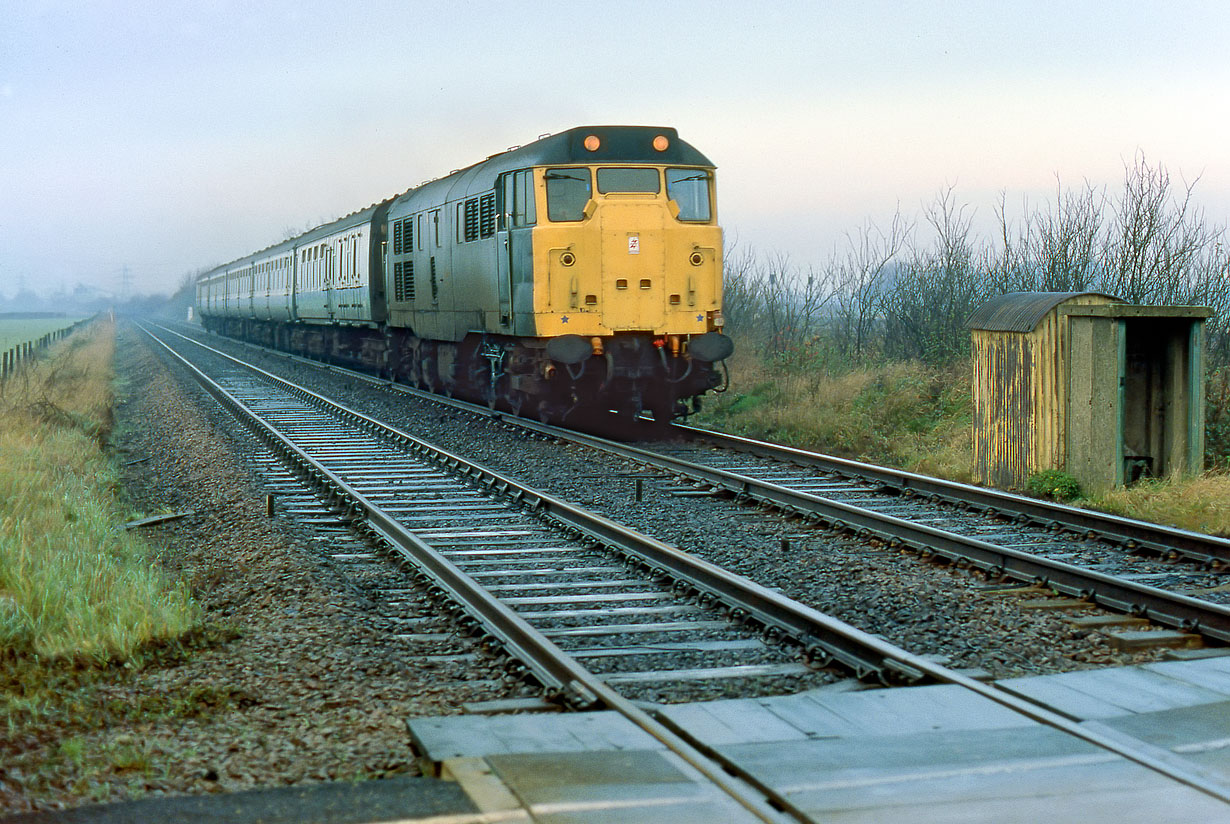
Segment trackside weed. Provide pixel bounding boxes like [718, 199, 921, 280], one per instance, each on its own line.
[0, 317, 197, 662]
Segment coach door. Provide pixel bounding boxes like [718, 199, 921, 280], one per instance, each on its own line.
[324, 245, 337, 319]
[497, 170, 536, 334]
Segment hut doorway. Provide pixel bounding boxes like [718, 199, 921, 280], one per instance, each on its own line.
[1122, 317, 1201, 483]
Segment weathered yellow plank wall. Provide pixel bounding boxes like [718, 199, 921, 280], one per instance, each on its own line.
[971, 294, 1117, 488]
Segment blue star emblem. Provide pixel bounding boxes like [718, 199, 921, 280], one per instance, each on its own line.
[696, 314, 704, 322]
[561, 316, 569, 323]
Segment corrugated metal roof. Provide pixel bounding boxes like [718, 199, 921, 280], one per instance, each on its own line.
[965, 291, 1121, 332]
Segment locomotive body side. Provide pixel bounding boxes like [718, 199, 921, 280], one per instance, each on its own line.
[384, 127, 722, 340]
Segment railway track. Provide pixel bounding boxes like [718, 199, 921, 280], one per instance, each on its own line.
[141, 321, 1230, 812]
[563, 429, 1230, 643]
[168, 321, 1230, 646]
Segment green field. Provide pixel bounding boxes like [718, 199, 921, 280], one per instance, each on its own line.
[0, 317, 88, 352]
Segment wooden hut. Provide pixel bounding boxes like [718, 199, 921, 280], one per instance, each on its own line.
[967, 292, 1211, 493]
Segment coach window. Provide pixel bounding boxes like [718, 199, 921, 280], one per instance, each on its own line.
[545, 168, 590, 221]
[597, 167, 660, 194]
[666, 168, 713, 222]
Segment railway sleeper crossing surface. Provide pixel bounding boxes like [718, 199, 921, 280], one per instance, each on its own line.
[141, 322, 1230, 821]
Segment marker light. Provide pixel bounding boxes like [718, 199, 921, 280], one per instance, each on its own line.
[584, 135, 601, 151]
[653, 135, 670, 151]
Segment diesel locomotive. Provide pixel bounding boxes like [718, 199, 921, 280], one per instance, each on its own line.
[195, 125, 733, 422]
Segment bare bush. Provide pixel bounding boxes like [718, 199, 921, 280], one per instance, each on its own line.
[881, 187, 986, 363]
[830, 211, 911, 360]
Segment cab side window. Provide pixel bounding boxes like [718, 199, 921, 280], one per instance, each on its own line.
[545, 168, 590, 222]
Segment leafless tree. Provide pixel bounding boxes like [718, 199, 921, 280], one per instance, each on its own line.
[830, 210, 911, 359]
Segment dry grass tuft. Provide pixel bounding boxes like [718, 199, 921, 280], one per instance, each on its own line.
[698, 346, 974, 481]
[0, 318, 197, 662]
[1087, 474, 1230, 537]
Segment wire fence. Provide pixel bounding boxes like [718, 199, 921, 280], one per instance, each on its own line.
[0, 315, 99, 381]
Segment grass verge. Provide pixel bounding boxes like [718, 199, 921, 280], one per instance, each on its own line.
[0, 317, 197, 662]
[1087, 475, 1230, 538]
[695, 345, 973, 481]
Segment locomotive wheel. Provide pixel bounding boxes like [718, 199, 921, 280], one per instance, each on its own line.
[506, 391, 525, 416]
[421, 359, 437, 393]
[649, 397, 674, 423]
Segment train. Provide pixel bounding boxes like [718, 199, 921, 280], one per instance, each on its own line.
[195, 125, 733, 423]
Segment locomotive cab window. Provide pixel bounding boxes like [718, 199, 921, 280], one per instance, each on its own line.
[545, 168, 590, 222]
[597, 167, 660, 194]
[666, 168, 713, 222]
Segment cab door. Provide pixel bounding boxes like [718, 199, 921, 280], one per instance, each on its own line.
[495, 173, 516, 329]
[496, 170, 536, 334]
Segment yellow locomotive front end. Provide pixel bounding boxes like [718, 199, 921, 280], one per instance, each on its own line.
[532, 163, 723, 340]
[508, 128, 732, 422]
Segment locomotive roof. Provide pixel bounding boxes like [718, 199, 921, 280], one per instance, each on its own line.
[494, 125, 712, 168]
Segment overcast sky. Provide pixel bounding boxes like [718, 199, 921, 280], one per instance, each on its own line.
[2, 1, 1228, 297]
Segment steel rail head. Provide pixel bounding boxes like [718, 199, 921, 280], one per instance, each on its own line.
[492, 416, 1230, 645]
[150, 323, 908, 680]
[153, 321, 1230, 644]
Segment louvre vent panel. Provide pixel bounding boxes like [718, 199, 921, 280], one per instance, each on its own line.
[393, 260, 416, 303]
[464, 199, 480, 242]
[479, 193, 495, 238]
